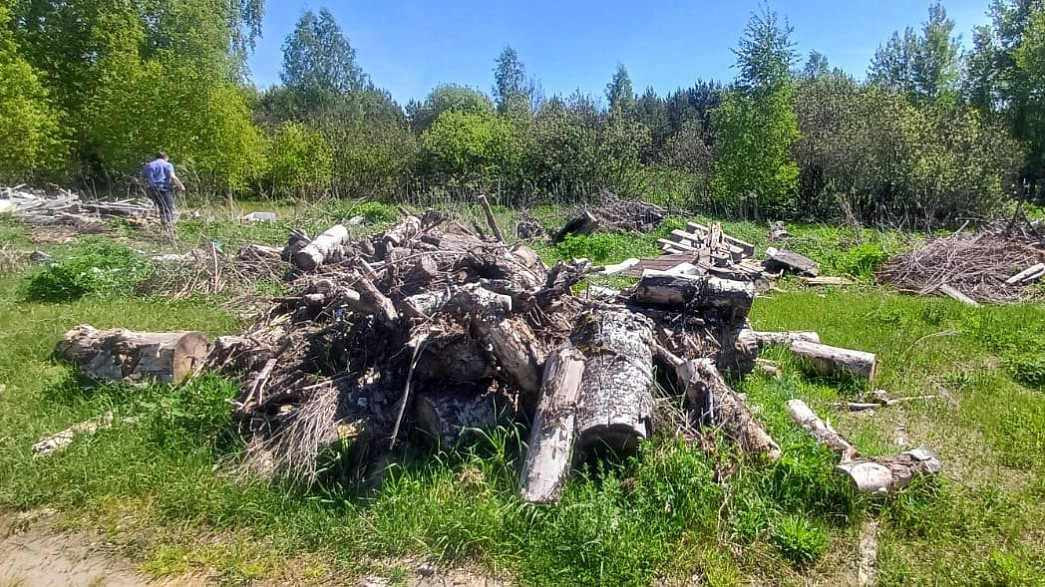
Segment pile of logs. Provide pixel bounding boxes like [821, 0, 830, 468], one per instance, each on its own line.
[1, 185, 154, 228]
[52, 208, 939, 503]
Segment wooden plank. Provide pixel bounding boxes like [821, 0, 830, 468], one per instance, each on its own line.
[938, 284, 980, 306]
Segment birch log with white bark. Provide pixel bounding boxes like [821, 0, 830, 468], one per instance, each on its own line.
[632, 274, 754, 318]
[572, 309, 655, 459]
[292, 224, 348, 271]
[786, 399, 940, 493]
[518, 346, 586, 504]
[789, 340, 878, 380]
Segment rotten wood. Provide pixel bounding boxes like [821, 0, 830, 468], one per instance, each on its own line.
[518, 346, 586, 504]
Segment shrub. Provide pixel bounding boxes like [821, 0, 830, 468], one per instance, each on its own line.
[772, 514, 828, 568]
[1004, 354, 1045, 391]
[25, 239, 151, 301]
[555, 233, 659, 265]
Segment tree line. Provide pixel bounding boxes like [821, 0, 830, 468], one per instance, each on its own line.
[1, 1, 1043, 228]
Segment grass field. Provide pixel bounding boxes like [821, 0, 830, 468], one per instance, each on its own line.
[1, 200, 1044, 585]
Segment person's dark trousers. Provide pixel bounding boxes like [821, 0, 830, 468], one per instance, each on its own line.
[146, 187, 175, 228]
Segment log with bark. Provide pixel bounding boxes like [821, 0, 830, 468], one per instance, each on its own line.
[571, 309, 655, 459]
[518, 346, 586, 504]
[292, 224, 348, 271]
[750, 330, 821, 348]
[56, 325, 209, 383]
[660, 348, 781, 460]
[631, 274, 755, 319]
[789, 340, 878, 380]
[415, 386, 513, 448]
[786, 399, 940, 493]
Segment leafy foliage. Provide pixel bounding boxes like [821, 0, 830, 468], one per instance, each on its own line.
[24, 238, 151, 302]
[265, 121, 333, 197]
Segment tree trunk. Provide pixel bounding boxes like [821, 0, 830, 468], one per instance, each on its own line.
[293, 224, 348, 271]
[518, 346, 586, 504]
[415, 387, 512, 448]
[836, 449, 941, 494]
[679, 358, 781, 460]
[571, 309, 655, 460]
[631, 274, 754, 319]
[56, 325, 209, 383]
[789, 340, 878, 380]
[785, 399, 858, 461]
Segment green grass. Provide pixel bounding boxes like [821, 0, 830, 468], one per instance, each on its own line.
[1, 203, 1044, 584]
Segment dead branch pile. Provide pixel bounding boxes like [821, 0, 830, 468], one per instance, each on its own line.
[553, 191, 669, 242]
[142, 243, 286, 299]
[877, 231, 1045, 303]
[188, 209, 911, 502]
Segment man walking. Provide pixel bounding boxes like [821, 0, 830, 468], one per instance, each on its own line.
[141, 152, 184, 229]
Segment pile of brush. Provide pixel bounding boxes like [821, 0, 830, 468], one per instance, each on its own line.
[197, 209, 929, 503]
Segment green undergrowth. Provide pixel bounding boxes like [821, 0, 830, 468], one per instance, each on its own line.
[1, 204, 1044, 584]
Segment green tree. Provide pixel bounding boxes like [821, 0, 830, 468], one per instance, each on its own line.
[869, 3, 960, 101]
[0, 1, 65, 181]
[281, 8, 363, 95]
[420, 109, 522, 189]
[605, 64, 636, 114]
[711, 7, 800, 219]
[406, 84, 494, 134]
[265, 121, 332, 197]
[493, 46, 536, 114]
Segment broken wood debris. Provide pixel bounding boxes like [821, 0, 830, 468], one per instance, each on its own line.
[40, 205, 887, 503]
[786, 399, 940, 493]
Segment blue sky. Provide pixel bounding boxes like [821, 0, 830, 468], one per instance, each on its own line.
[247, 0, 992, 105]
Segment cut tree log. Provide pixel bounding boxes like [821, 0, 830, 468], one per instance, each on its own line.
[56, 325, 209, 383]
[518, 346, 586, 504]
[661, 350, 780, 460]
[1006, 262, 1045, 285]
[552, 211, 599, 244]
[750, 330, 821, 348]
[415, 387, 512, 448]
[786, 399, 941, 493]
[763, 247, 820, 277]
[837, 449, 941, 494]
[571, 309, 655, 459]
[789, 340, 878, 380]
[292, 224, 348, 271]
[632, 274, 755, 318]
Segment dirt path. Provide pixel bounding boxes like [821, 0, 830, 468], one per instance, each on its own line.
[1, 515, 146, 587]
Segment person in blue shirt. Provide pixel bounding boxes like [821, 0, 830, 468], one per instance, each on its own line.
[140, 152, 185, 229]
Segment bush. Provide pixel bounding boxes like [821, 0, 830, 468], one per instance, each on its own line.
[772, 514, 828, 568]
[555, 233, 660, 265]
[1004, 354, 1045, 391]
[25, 239, 151, 301]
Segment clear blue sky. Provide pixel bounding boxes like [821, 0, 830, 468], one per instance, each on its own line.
[247, 0, 991, 105]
